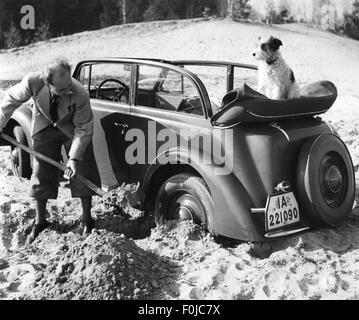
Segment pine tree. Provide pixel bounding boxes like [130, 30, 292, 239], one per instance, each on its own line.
[143, 0, 180, 22]
[0, 0, 4, 48]
[343, 0, 359, 39]
[234, 0, 251, 20]
[353, 0, 359, 15]
[4, 22, 22, 49]
[34, 21, 52, 42]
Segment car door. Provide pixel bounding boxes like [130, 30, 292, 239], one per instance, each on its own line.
[76, 61, 134, 191]
[123, 63, 211, 187]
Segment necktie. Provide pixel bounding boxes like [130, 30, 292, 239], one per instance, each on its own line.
[50, 94, 59, 123]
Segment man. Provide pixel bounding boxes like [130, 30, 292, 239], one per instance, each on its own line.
[0, 58, 101, 243]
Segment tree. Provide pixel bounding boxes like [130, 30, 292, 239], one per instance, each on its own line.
[233, 0, 252, 20]
[33, 21, 52, 42]
[343, 0, 359, 40]
[263, 0, 276, 23]
[143, 0, 181, 21]
[4, 22, 22, 48]
[215, 0, 227, 18]
[125, 0, 150, 23]
[0, 0, 227, 49]
[276, 0, 294, 23]
[0, 0, 5, 48]
[261, 0, 293, 24]
[100, 0, 120, 27]
[227, 0, 234, 18]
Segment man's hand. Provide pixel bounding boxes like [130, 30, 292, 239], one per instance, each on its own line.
[64, 159, 78, 179]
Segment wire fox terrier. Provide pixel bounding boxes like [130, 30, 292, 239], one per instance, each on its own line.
[252, 36, 300, 100]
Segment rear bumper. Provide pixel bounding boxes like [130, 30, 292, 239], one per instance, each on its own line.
[264, 227, 310, 238]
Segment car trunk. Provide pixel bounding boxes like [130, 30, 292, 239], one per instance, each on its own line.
[206, 116, 335, 240]
[210, 80, 338, 207]
[229, 118, 333, 209]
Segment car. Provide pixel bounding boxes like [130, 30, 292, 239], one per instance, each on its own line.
[1, 58, 355, 241]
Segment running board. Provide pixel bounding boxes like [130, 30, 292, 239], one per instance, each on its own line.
[264, 227, 310, 238]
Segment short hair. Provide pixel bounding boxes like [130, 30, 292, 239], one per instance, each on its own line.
[42, 57, 72, 85]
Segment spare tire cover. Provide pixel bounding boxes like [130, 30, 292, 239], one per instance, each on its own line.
[297, 133, 355, 226]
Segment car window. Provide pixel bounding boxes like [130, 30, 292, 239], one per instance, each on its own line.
[182, 65, 226, 105]
[78, 64, 90, 90]
[234, 67, 257, 90]
[136, 65, 204, 116]
[182, 65, 257, 114]
[89, 63, 132, 105]
[161, 71, 183, 93]
[181, 65, 227, 114]
[137, 65, 162, 91]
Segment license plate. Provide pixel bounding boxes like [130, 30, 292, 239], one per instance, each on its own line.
[265, 192, 300, 231]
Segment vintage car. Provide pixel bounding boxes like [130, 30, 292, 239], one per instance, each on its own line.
[1, 58, 355, 241]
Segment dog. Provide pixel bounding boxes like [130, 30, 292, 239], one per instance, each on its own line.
[252, 36, 300, 100]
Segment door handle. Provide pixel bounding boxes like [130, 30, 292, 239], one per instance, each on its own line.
[114, 122, 128, 135]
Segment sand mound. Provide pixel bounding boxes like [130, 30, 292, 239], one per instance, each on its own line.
[23, 230, 177, 300]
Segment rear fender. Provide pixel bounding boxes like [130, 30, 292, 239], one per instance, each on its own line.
[6, 104, 32, 148]
[143, 146, 263, 240]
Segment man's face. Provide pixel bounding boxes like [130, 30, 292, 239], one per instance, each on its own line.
[49, 70, 73, 96]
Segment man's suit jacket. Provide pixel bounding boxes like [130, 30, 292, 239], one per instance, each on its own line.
[0, 72, 94, 161]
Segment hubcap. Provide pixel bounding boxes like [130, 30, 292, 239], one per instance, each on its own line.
[324, 165, 343, 193]
[175, 206, 194, 221]
[165, 190, 205, 224]
[320, 152, 347, 207]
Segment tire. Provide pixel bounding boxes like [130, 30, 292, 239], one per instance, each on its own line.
[11, 126, 32, 179]
[154, 173, 214, 230]
[296, 133, 355, 227]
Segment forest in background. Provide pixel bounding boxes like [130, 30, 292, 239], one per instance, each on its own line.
[0, 0, 358, 50]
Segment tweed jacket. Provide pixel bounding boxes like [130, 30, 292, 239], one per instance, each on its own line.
[0, 72, 94, 161]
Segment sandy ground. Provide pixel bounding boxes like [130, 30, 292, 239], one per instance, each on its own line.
[1, 19, 359, 300]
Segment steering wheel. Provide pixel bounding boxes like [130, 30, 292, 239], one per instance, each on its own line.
[96, 78, 129, 102]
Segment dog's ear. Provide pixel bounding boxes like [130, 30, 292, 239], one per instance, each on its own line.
[269, 37, 283, 51]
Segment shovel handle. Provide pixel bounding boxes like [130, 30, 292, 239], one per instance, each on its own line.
[1, 132, 106, 197]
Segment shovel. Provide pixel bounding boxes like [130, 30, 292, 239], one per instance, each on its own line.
[1, 132, 106, 197]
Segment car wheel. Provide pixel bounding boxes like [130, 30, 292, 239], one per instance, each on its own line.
[11, 126, 31, 179]
[297, 133, 355, 226]
[154, 173, 213, 229]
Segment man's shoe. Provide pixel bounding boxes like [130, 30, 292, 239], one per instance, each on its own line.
[27, 220, 50, 244]
[82, 219, 94, 236]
